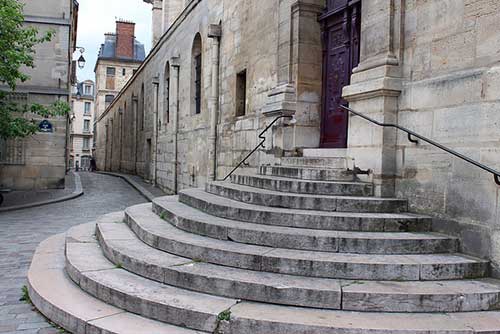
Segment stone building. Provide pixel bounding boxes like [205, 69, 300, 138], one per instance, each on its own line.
[69, 80, 95, 170]
[95, 0, 500, 273]
[93, 20, 146, 170]
[0, 0, 79, 190]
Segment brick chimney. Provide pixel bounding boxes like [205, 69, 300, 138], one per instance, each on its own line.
[115, 20, 135, 59]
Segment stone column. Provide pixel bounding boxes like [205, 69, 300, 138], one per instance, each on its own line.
[263, 0, 325, 157]
[342, 0, 403, 197]
[170, 57, 180, 193]
[207, 24, 221, 181]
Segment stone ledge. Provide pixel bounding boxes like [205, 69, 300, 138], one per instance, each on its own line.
[0, 171, 83, 213]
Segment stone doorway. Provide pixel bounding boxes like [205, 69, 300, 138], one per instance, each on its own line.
[320, 0, 361, 148]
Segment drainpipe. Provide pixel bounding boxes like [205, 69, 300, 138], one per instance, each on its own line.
[207, 24, 222, 181]
[171, 57, 180, 193]
[152, 75, 160, 186]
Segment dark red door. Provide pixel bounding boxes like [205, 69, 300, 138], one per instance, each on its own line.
[320, 0, 361, 148]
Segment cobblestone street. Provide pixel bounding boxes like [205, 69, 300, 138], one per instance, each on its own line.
[0, 172, 148, 333]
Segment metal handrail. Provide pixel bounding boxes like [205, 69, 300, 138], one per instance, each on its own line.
[340, 105, 500, 186]
[222, 115, 293, 181]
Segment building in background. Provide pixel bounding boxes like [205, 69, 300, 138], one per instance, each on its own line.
[69, 80, 95, 170]
[0, 0, 79, 190]
[93, 20, 146, 169]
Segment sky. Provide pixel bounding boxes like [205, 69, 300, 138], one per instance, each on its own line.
[75, 0, 153, 82]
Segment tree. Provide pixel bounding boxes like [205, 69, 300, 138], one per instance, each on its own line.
[0, 0, 70, 140]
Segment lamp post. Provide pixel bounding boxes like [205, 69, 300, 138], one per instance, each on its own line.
[75, 46, 86, 69]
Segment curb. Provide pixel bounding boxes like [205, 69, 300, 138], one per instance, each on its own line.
[0, 172, 84, 213]
[97, 172, 156, 202]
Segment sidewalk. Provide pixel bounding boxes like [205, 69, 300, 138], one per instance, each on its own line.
[97, 171, 168, 201]
[0, 172, 83, 213]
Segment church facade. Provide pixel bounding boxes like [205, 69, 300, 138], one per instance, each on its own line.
[95, 0, 500, 272]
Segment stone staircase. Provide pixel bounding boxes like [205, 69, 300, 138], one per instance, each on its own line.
[28, 157, 500, 333]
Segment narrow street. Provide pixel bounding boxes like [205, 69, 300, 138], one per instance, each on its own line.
[0, 173, 148, 333]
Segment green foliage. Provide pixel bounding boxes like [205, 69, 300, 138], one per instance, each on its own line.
[0, 0, 69, 140]
[20, 285, 31, 303]
[217, 309, 231, 322]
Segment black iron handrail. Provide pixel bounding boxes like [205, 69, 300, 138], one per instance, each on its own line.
[223, 115, 293, 181]
[340, 105, 500, 186]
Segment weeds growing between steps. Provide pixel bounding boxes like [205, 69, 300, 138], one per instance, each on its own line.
[20, 285, 68, 333]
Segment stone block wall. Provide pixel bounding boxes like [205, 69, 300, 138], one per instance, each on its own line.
[395, 0, 500, 273]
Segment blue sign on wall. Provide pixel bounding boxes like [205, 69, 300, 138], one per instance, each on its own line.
[39, 120, 54, 133]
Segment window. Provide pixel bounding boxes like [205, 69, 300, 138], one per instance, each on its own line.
[122, 68, 126, 76]
[191, 33, 202, 115]
[84, 85, 92, 95]
[140, 84, 145, 130]
[236, 69, 247, 117]
[106, 67, 116, 76]
[84, 102, 91, 115]
[164, 63, 170, 124]
[105, 95, 114, 108]
[194, 55, 201, 114]
[83, 120, 90, 133]
[106, 67, 116, 89]
[83, 138, 90, 150]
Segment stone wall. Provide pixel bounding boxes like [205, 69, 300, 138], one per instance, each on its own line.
[343, 0, 500, 275]
[396, 0, 500, 274]
[97, 0, 322, 192]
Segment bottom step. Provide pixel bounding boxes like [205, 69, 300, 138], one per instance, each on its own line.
[27, 230, 205, 334]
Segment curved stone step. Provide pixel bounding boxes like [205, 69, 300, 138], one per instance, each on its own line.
[155, 196, 457, 254]
[222, 302, 500, 333]
[93, 219, 343, 309]
[27, 232, 206, 334]
[124, 203, 488, 281]
[29, 225, 500, 333]
[260, 165, 356, 181]
[94, 219, 500, 313]
[206, 181, 408, 213]
[231, 174, 373, 196]
[176, 189, 431, 232]
[65, 233, 237, 332]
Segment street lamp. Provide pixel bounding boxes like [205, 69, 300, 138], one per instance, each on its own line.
[77, 55, 86, 69]
[75, 47, 86, 69]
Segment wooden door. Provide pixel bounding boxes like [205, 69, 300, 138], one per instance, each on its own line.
[320, 0, 361, 148]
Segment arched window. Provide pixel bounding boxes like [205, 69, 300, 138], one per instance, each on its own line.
[140, 84, 145, 130]
[164, 62, 170, 124]
[191, 33, 202, 115]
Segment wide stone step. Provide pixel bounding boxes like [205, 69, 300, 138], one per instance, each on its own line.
[177, 188, 430, 232]
[27, 232, 206, 334]
[95, 218, 500, 313]
[66, 231, 237, 333]
[155, 196, 457, 254]
[260, 165, 356, 181]
[279, 157, 350, 168]
[231, 174, 373, 196]
[221, 302, 500, 333]
[206, 181, 408, 213]
[125, 203, 488, 281]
